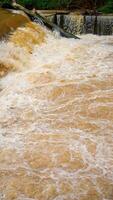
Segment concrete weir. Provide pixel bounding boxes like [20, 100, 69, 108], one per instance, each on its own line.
[45, 12, 113, 35]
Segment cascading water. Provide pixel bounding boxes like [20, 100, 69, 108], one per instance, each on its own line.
[49, 13, 113, 36]
[97, 16, 113, 35]
[48, 14, 84, 35]
[84, 15, 113, 35]
[0, 8, 113, 200]
[0, 8, 30, 38]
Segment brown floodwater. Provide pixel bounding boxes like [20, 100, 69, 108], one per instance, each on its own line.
[0, 11, 113, 200]
[0, 8, 30, 38]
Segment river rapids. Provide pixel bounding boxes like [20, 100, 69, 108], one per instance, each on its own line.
[0, 15, 113, 200]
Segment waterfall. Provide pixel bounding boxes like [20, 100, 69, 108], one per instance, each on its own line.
[53, 14, 84, 35]
[97, 16, 113, 35]
[84, 15, 113, 35]
[84, 15, 96, 34]
[47, 13, 113, 35]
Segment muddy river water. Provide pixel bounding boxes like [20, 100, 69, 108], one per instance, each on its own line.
[0, 8, 113, 200]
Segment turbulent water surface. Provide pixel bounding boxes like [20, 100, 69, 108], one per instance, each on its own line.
[0, 17, 113, 200]
[0, 8, 29, 38]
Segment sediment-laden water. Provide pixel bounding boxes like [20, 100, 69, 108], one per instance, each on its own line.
[0, 8, 30, 38]
[0, 12, 113, 200]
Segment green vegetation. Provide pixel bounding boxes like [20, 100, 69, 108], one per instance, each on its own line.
[19, 0, 71, 9]
[0, 0, 71, 9]
[0, 0, 113, 13]
[99, 0, 113, 13]
[0, 0, 11, 4]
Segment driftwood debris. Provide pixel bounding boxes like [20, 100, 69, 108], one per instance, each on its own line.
[12, 3, 80, 39]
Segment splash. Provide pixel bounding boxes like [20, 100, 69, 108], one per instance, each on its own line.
[0, 19, 113, 200]
[10, 22, 46, 52]
[0, 22, 46, 77]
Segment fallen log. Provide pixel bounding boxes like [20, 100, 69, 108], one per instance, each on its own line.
[12, 3, 80, 39]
